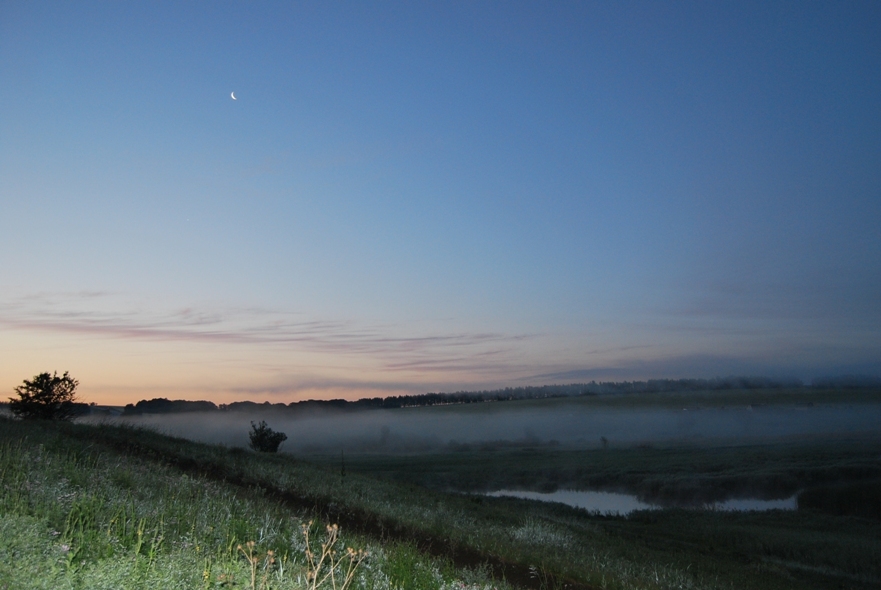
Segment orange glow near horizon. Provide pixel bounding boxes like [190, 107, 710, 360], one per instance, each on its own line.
[0, 326, 511, 407]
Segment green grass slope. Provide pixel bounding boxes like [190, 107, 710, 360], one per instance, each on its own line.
[1, 417, 878, 589]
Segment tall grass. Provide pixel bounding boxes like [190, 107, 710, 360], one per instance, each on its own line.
[0, 418, 500, 590]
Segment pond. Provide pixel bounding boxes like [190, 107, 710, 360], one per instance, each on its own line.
[486, 489, 798, 515]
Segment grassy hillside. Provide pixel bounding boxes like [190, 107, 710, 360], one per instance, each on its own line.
[0, 418, 498, 590]
[1, 417, 879, 589]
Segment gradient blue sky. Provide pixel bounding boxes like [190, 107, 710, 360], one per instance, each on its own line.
[2, 1, 879, 404]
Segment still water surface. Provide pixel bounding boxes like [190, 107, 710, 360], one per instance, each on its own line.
[486, 489, 798, 515]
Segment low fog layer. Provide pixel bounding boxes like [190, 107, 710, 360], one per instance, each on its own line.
[90, 399, 881, 454]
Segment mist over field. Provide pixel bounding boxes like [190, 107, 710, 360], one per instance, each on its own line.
[100, 399, 881, 454]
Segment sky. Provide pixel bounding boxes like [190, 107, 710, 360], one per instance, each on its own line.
[1, 1, 880, 405]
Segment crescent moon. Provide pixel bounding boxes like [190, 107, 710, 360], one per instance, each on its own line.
[231, 92, 237, 100]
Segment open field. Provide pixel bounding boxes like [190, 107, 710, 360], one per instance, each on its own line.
[2, 405, 880, 589]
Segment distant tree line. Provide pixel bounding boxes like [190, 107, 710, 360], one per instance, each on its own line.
[810, 375, 881, 389]
[123, 398, 220, 415]
[111, 376, 871, 416]
[11, 373, 876, 419]
[576, 376, 806, 394]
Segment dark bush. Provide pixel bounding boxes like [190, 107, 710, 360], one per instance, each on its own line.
[248, 420, 287, 453]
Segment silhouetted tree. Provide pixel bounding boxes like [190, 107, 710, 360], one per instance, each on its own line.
[248, 420, 287, 453]
[8, 371, 80, 421]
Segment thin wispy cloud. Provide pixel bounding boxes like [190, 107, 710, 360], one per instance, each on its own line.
[0, 292, 532, 373]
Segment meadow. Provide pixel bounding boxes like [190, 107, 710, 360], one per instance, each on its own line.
[0, 420, 881, 589]
[2, 388, 880, 589]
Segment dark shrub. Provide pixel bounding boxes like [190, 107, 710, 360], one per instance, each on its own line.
[248, 420, 287, 453]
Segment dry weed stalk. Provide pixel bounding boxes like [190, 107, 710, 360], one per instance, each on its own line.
[237, 540, 275, 590]
[302, 521, 367, 590]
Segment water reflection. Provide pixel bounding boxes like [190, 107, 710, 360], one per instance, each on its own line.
[487, 489, 797, 515]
